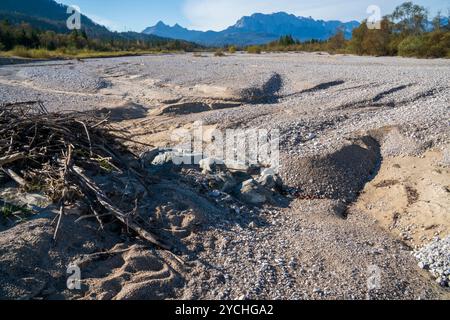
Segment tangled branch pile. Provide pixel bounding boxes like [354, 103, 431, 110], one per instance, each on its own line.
[0, 101, 169, 250]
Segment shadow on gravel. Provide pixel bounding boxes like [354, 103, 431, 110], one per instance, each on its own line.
[372, 84, 411, 102]
[300, 80, 345, 94]
[98, 103, 149, 121]
[335, 83, 425, 111]
[280, 136, 382, 205]
[0, 121, 292, 299]
[241, 73, 283, 104]
[282, 80, 345, 99]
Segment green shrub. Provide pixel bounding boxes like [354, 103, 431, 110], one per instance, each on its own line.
[398, 36, 426, 57]
[247, 46, 262, 54]
[228, 46, 237, 54]
[424, 31, 450, 58]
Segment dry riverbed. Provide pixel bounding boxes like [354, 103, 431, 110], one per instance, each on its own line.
[0, 52, 449, 300]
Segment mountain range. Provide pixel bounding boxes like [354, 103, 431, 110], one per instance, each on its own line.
[143, 12, 360, 46]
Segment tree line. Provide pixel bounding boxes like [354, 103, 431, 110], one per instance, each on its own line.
[0, 20, 198, 53]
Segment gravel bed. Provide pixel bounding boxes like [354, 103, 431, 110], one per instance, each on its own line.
[414, 237, 450, 287]
[17, 64, 110, 93]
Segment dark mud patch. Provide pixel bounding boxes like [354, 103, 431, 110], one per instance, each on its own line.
[374, 179, 400, 188]
[405, 185, 419, 205]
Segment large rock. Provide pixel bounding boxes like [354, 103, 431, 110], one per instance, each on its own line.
[224, 160, 259, 174]
[139, 148, 161, 166]
[239, 179, 267, 205]
[152, 152, 176, 166]
[257, 168, 282, 190]
[216, 172, 238, 193]
[151, 150, 203, 166]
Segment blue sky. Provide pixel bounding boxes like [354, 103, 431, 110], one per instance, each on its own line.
[57, 0, 449, 32]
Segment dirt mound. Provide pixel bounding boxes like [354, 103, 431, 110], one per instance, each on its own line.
[280, 136, 381, 202]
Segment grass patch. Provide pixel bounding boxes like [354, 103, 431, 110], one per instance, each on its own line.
[96, 157, 115, 173]
[0, 46, 180, 60]
[1, 201, 32, 220]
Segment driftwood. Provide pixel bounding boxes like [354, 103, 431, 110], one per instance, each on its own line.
[2, 168, 26, 186]
[0, 101, 169, 250]
[0, 153, 26, 166]
[53, 144, 72, 240]
[72, 166, 169, 250]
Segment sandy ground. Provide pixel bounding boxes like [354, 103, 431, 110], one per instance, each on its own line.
[0, 52, 449, 300]
[354, 150, 449, 248]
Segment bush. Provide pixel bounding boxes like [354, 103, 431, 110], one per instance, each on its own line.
[247, 46, 262, 54]
[424, 31, 450, 58]
[228, 46, 237, 54]
[327, 31, 346, 52]
[0, 42, 4, 51]
[398, 36, 426, 57]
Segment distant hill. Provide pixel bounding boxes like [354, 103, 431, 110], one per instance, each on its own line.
[143, 12, 360, 46]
